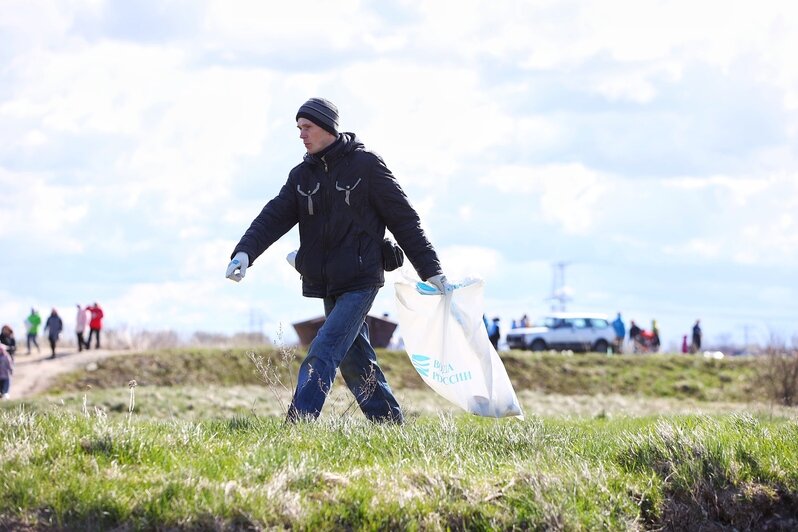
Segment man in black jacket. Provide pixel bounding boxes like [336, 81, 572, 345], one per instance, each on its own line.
[226, 97, 452, 423]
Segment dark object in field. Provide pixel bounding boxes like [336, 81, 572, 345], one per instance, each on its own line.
[293, 314, 398, 348]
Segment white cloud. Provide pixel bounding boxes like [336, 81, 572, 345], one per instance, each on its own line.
[481, 163, 609, 234]
[202, 0, 380, 53]
[400, 1, 798, 112]
[479, 161, 798, 268]
[2, 42, 187, 136]
[341, 60, 511, 187]
[662, 238, 724, 260]
[438, 245, 502, 281]
[591, 61, 683, 103]
[0, 292, 28, 333]
[0, 169, 88, 253]
[19, 129, 48, 148]
[1, 0, 797, 347]
[664, 175, 772, 207]
[116, 65, 276, 217]
[657, 173, 798, 265]
[108, 281, 218, 330]
[0, 38, 287, 248]
[0, 0, 88, 49]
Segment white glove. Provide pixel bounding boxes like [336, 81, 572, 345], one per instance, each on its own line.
[426, 274, 453, 294]
[225, 252, 249, 282]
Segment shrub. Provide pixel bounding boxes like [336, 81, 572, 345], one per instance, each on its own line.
[757, 341, 798, 406]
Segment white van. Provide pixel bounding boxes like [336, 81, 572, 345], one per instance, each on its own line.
[505, 312, 616, 353]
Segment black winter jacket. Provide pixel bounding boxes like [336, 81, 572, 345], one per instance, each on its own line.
[232, 133, 442, 298]
[0, 333, 15, 358]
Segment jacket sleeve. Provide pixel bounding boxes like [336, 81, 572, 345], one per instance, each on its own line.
[367, 154, 442, 281]
[231, 176, 299, 266]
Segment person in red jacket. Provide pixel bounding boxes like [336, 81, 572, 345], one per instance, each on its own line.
[86, 302, 104, 349]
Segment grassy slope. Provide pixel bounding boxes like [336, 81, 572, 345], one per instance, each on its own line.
[44, 347, 763, 403]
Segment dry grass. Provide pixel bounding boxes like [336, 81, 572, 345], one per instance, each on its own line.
[10, 385, 797, 424]
[757, 344, 798, 406]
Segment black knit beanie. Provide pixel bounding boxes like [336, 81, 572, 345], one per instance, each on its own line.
[295, 97, 339, 135]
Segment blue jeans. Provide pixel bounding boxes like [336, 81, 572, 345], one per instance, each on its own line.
[27, 333, 39, 352]
[287, 287, 403, 423]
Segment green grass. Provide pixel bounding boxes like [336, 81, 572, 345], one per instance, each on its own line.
[2, 346, 795, 530]
[1, 409, 796, 530]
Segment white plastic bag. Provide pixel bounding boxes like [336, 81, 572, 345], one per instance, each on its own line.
[394, 277, 523, 418]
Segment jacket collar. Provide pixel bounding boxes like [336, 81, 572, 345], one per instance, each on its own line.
[303, 132, 362, 167]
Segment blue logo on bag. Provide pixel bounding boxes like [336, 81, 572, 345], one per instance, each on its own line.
[410, 354, 430, 377]
[410, 355, 473, 385]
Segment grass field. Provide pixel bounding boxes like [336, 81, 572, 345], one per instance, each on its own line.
[1, 347, 797, 530]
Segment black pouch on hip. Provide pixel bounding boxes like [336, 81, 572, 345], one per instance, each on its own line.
[381, 238, 404, 271]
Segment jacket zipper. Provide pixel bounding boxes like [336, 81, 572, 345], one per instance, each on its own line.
[321, 157, 330, 288]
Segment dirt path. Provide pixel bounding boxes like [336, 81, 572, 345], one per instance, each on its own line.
[10, 347, 130, 398]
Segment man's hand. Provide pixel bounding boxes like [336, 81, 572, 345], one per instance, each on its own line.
[225, 252, 249, 282]
[426, 273, 453, 294]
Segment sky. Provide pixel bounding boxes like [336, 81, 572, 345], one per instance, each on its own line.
[1, 0, 797, 350]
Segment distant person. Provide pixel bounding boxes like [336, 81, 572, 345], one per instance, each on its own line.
[44, 308, 63, 359]
[75, 304, 89, 351]
[0, 325, 17, 359]
[628, 320, 641, 341]
[87, 302, 104, 349]
[488, 317, 501, 350]
[651, 319, 660, 353]
[682, 335, 689, 354]
[24, 308, 41, 355]
[511, 319, 518, 329]
[611, 312, 626, 353]
[691, 319, 702, 353]
[638, 329, 656, 353]
[0, 343, 13, 399]
[629, 320, 642, 353]
[519, 314, 530, 328]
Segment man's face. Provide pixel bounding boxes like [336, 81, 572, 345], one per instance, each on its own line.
[297, 117, 336, 155]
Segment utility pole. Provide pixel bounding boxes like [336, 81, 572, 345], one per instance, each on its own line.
[740, 323, 754, 354]
[249, 308, 264, 335]
[548, 261, 572, 312]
